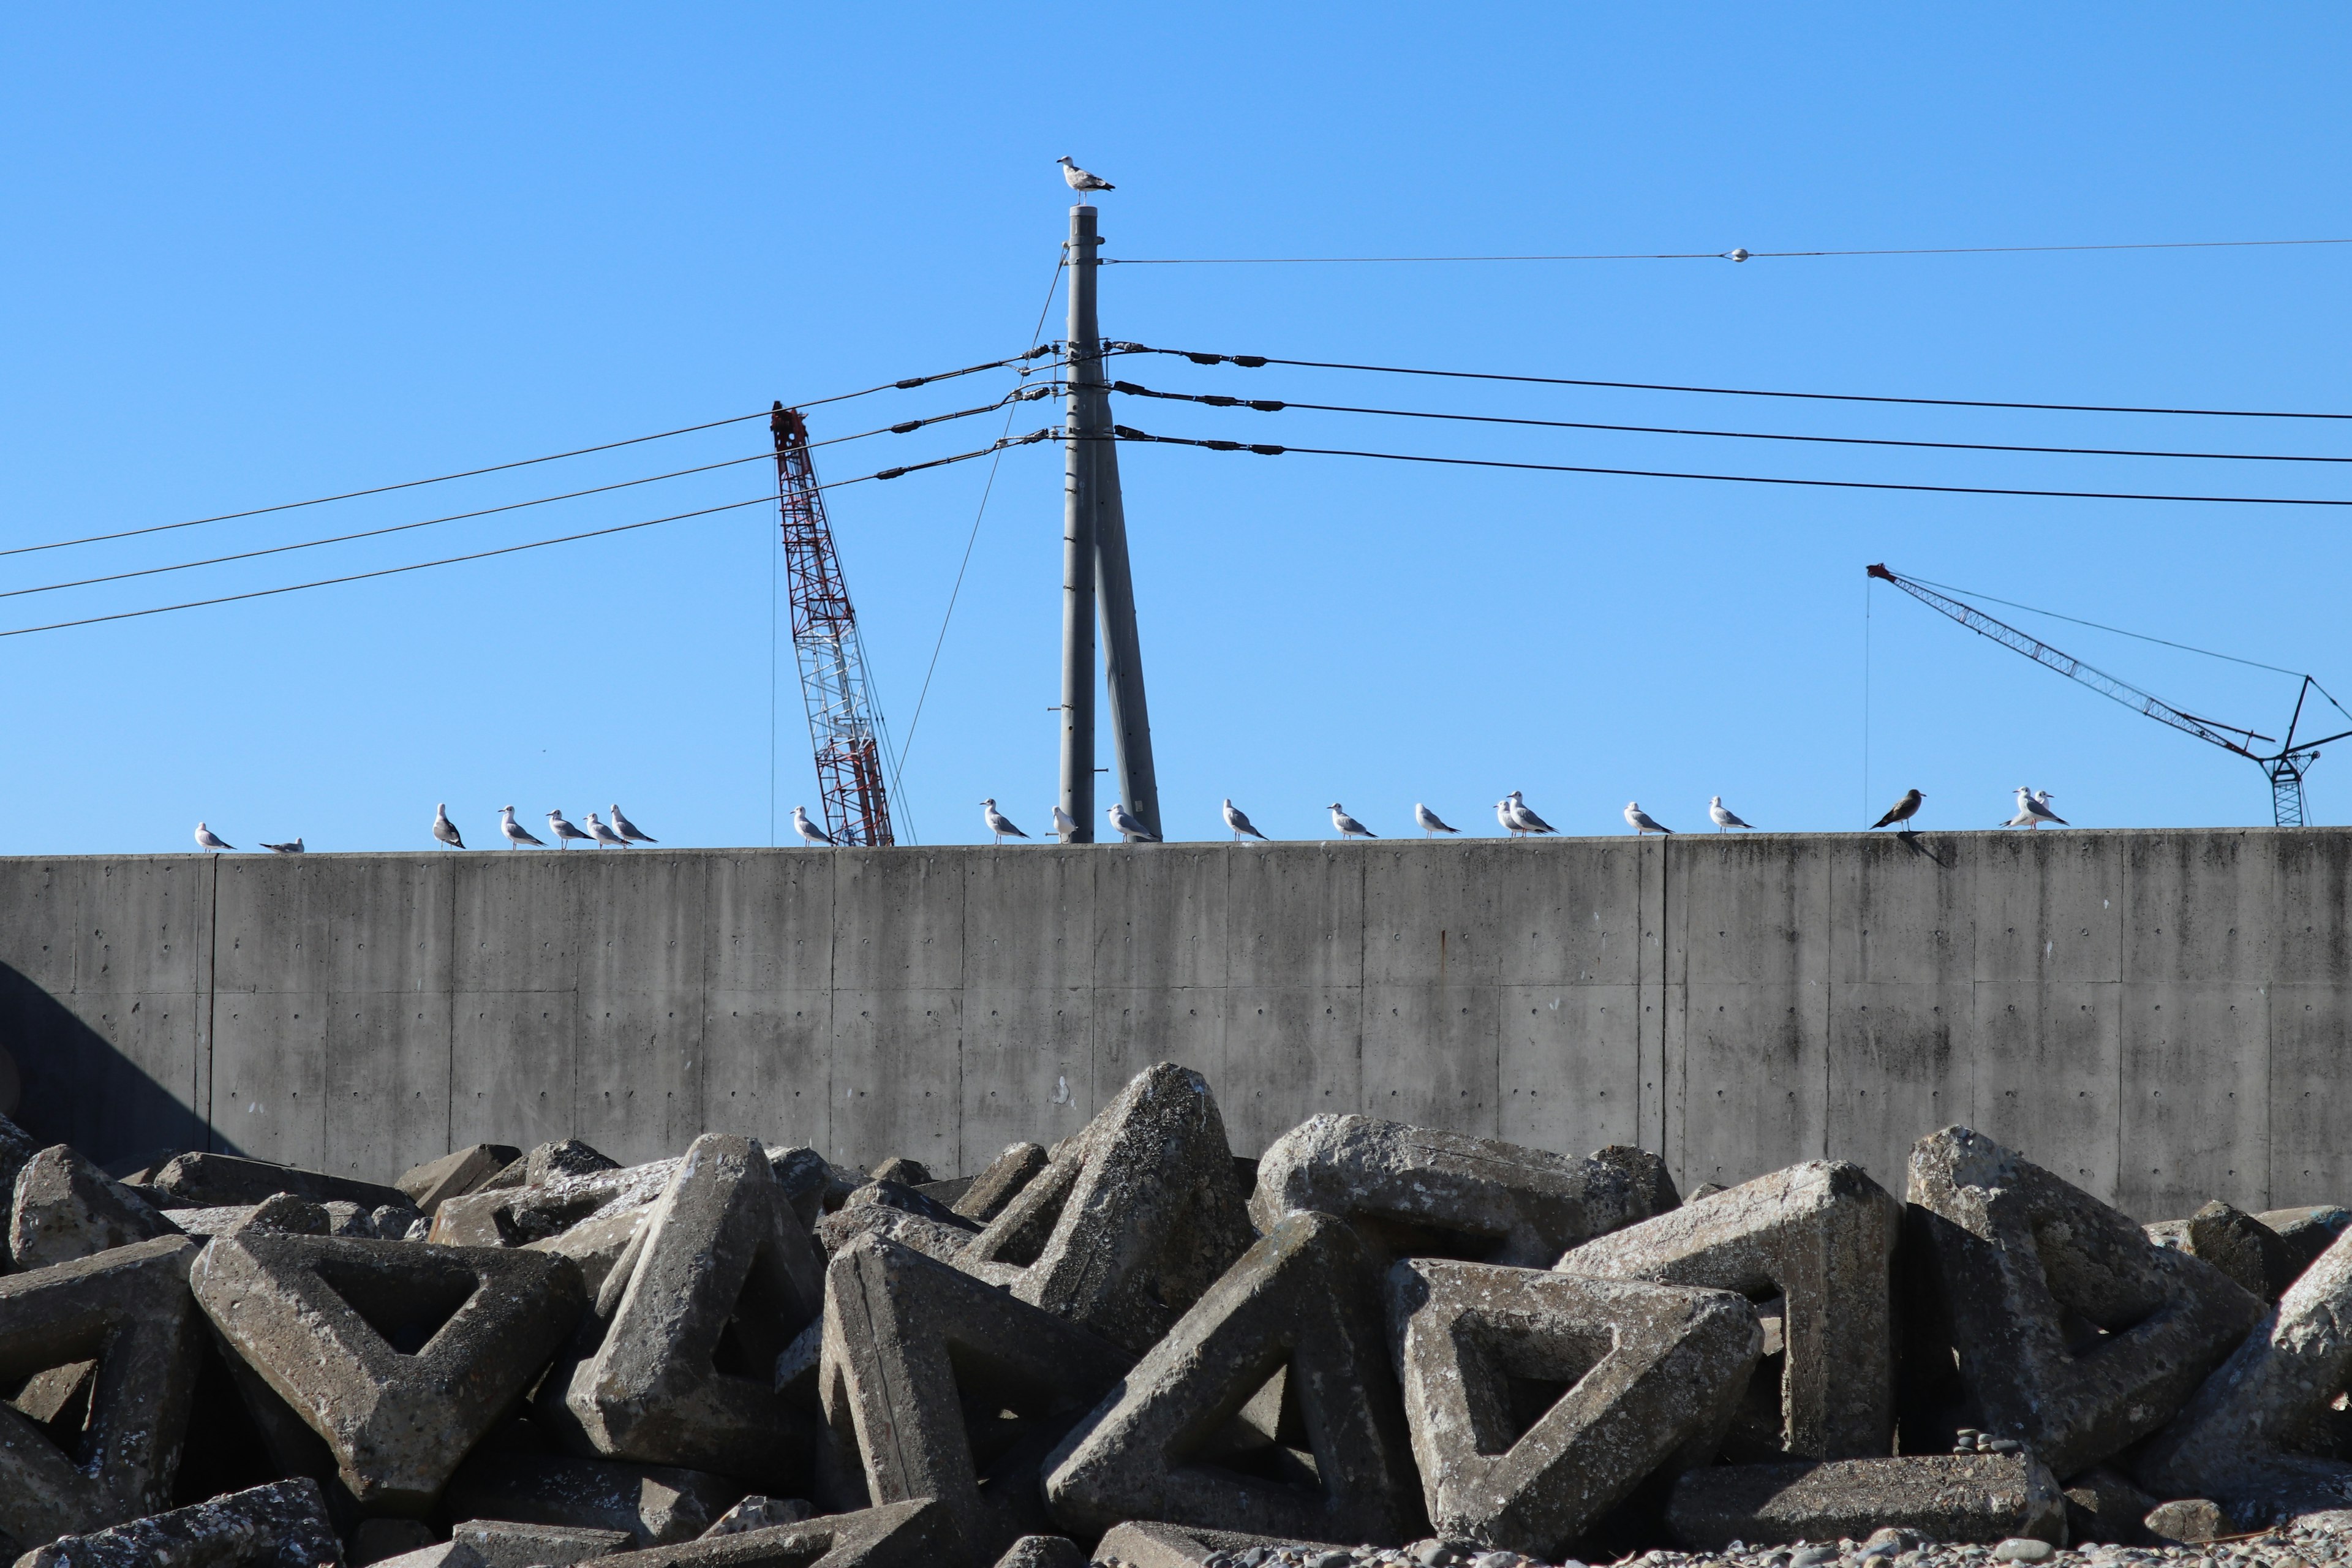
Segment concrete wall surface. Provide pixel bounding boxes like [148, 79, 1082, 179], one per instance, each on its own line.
[0, 826, 2345, 1221]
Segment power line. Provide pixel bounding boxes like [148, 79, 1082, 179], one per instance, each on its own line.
[1118, 345, 2352, 422]
[0, 433, 1049, 641]
[1106, 236, 2352, 265]
[1, 347, 1058, 562]
[1107, 380, 2352, 466]
[1108, 426, 2352, 508]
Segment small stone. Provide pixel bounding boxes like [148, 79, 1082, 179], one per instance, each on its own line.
[1314, 1556, 1360, 1568]
[1993, 1543, 2055, 1563]
[2145, 1502, 2230, 1547]
[1793, 1550, 1841, 1568]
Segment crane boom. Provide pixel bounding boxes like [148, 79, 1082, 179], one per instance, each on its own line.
[1865, 564, 2352, 827]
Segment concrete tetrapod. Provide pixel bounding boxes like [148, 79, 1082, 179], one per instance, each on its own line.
[818, 1233, 1134, 1561]
[451, 1520, 635, 1568]
[1556, 1159, 1901, 1459]
[396, 1146, 522, 1216]
[1664, 1453, 2067, 1549]
[1044, 1211, 1424, 1547]
[2135, 1224, 2352, 1524]
[1089, 1521, 1354, 1568]
[1385, 1259, 1760, 1558]
[957, 1063, 1256, 1357]
[1905, 1127, 2266, 1477]
[549, 1134, 823, 1485]
[154, 1151, 410, 1212]
[190, 1231, 589, 1512]
[0, 1235, 205, 1554]
[9, 1145, 182, 1271]
[549, 1499, 959, 1568]
[1251, 1115, 1678, 1267]
[441, 1452, 743, 1547]
[952, 1144, 1048, 1225]
[13, 1479, 342, 1568]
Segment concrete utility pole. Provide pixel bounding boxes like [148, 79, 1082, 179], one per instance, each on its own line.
[1058, 200, 1163, 843]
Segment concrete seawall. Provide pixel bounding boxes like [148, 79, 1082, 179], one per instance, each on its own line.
[1, 826, 2345, 1221]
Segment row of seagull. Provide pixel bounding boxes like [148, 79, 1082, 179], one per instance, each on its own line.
[190, 804, 660, 854]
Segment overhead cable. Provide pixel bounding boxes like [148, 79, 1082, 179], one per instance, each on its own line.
[1115, 345, 2352, 422]
[1105, 236, 2352, 265]
[1107, 426, 2352, 508]
[0, 431, 1051, 641]
[1107, 380, 2352, 465]
[1, 347, 1058, 562]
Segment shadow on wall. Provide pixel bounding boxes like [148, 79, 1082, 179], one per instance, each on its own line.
[0, 963, 228, 1165]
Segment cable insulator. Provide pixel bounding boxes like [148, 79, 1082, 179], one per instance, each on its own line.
[894, 378, 928, 390]
[1231, 355, 1268, 368]
[890, 421, 922, 434]
[876, 466, 909, 480]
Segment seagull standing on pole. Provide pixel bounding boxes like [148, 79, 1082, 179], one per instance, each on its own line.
[1414, 804, 1460, 838]
[1708, 796, 1755, 832]
[609, 804, 657, 844]
[1057, 156, 1115, 197]
[981, 799, 1029, 846]
[432, 805, 463, 850]
[1625, 802, 1673, 835]
[1052, 805, 1080, 843]
[791, 805, 835, 846]
[1107, 802, 1158, 842]
[546, 809, 592, 849]
[259, 837, 303, 854]
[585, 812, 630, 848]
[1328, 803, 1376, 840]
[1222, 799, 1268, 842]
[1507, 793, 1557, 835]
[499, 807, 545, 848]
[1872, 789, 1924, 830]
[194, 823, 235, 851]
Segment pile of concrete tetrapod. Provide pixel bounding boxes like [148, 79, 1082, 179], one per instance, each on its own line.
[6, 1063, 2352, 1568]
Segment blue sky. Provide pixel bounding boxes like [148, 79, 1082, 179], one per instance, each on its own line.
[4, 7, 2350, 852]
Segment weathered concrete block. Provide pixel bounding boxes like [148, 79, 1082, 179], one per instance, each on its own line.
[0, 1235, 204, 1552]
[836, 1178, 976, 1232]
[1557, 1159, 1900, 1460]
[1045, 1211, 1423, 1547]
[698, 1498, 812, 1539]
[989, 1535, 1085, 1568]
[368, 1543, 486, 1568]
[2062, 1466, 2157, 1545]
[1389, 1259, 1759, 1556]
[0, 1114, 40, 1216]
[528, 1203, 653, 1302]
[2136, 1224, 2352, 1523]
[1905, 1126, 2265, 1477]
[2261, 1207, 2352, 1284]
[397, 1147, 522, 1216]
[451, 1520, 635, 1568]
[15, 1477, 341, 1568]
[154, 1151, 407, 1212]
[1664, 1453, 2067, 1549]
[548, 1500, 957, 1568]
[442, 1452, 742, 1547]
[953, 1144, 1048, 1225]
[811, 1203, 974, 1264]
[867, 1158, 930, 1186]
[1251, 1115, 1672, 1268]
[767, 1148, 861, 1231]
[821, 1233, 1133, 1561]
[1088, 1521, 1353, 1568]
[10, 1145, 181, 1270]
[322, 1200, 379, 1237]
[2147, 1202, 2293, 1302]
[549, 1134, 821, 1485]
[530, 1140, 623, 1186]
[961, 1062, 1254, 1355]
[432, 1159, 682, 1250]
[224, 1191, 332, 1238]
[192, 1232, 587, 1512]
[2143, 1498, 2228, 1544]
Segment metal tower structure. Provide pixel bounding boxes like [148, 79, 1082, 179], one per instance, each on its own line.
[774, 402, 895, 846]
[1868, 563, 2352, 827]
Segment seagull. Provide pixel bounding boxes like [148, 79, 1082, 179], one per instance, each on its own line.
[546, 809, 592, 849]
[431, 805, 463, 850]
[1057, 156, 1114, 195]
[609, 804, 657, 844]
[1708, 796, 1755, 832]
[1414, 804, 1460, 838]
[791, 805, 835, 846]
[981, 799, 1028, 845]
[1328, 803, 1376, 840]
[499, 807, 546, 848]
[1051, 805, 1080, 843]
[1625, 802, 1674, 835]
[1496, 799, 1521, 838]
[260, 837, 303, 854]
[2008, 787, 2068, 829]
[1222, 799, 1268, 842]
[1872, 789, 1924, 830]
[1107, 802, 1158, 842]
[1507, 792, 1557, 835]
[585, 812, 630, 848]
[194, 823, 235, 851]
